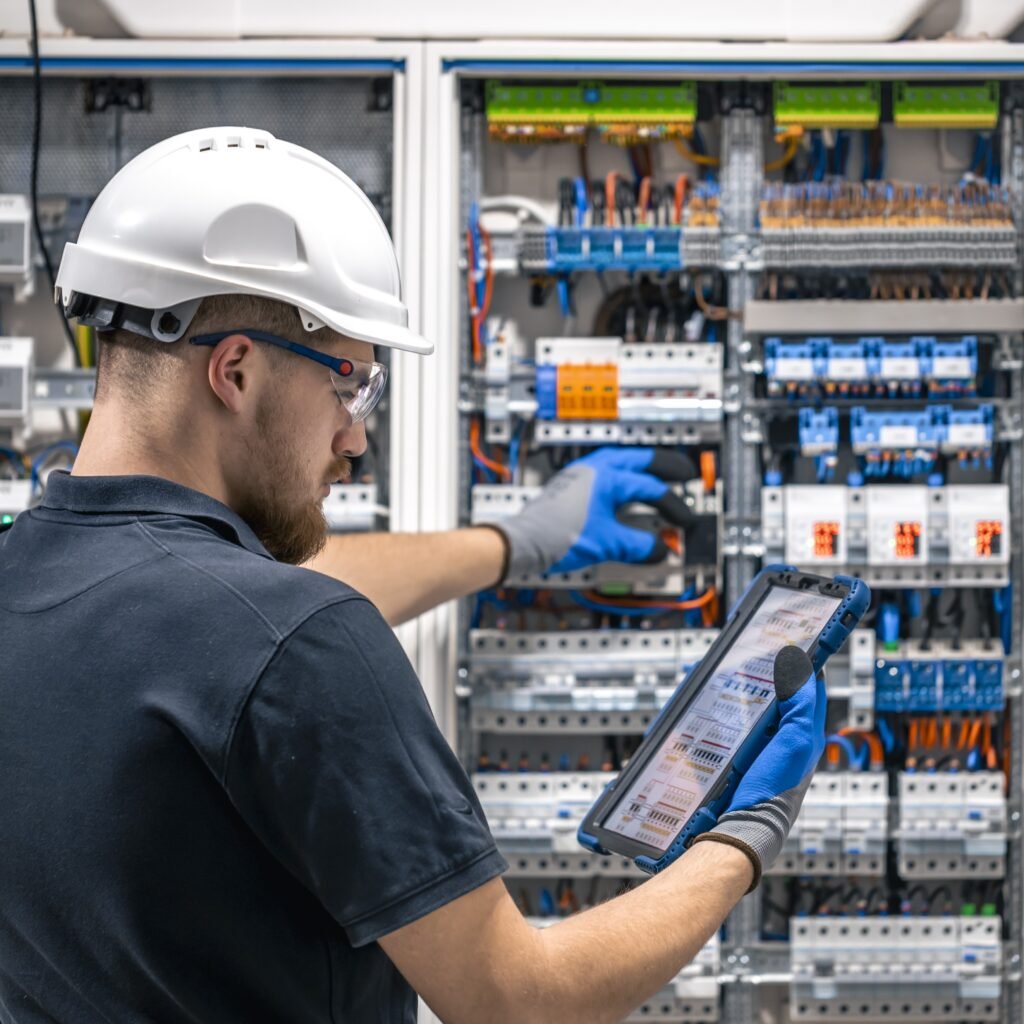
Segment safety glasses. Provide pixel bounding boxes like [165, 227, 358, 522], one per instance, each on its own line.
[190, 329, 388, 423]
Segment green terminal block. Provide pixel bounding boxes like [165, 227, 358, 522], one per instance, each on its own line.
[893, 81, 1000, 129]
[485, 80, 697, 127]
[773, 82, 881, 129]
[595, 583, 633, 597]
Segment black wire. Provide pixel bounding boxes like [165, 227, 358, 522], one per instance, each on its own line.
[28, 0, 79, 366]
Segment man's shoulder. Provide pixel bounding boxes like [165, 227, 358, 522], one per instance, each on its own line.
[149, 524, 372, 643]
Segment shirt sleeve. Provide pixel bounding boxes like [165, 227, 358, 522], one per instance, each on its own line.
[224, 597, 507, 947]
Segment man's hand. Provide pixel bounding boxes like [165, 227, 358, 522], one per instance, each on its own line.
[692, 645, 826, 889]
[491, 447, 698, 580]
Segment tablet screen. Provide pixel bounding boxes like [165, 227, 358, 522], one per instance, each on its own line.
[599, 585, 842, 851]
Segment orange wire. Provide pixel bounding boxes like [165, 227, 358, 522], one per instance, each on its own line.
[605, 171, 620, 227]
[909, 719, 919, 752]
[581, 585, 716, 612]
[700, 451, 716, 492]
[464, 225, 494, 368]
[660, 529, 683, 556]
[966, 716, 983, 752]
[1002, 713, 1011, 791]
[941, 715, 952, 751]
[673, 173, 688, 225]
[957, 717, 970, 750]
[637, 176, 652, 224]
[838, 727, 884, 767]
[982, 713, 992, 758]
[468, 418, 511, 480]
[701, 589, 719, 627]
[464, 228, 482, 366]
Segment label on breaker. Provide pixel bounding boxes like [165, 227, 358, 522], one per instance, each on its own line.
[947, 424, 989, 448]
[774, 358, 815, 381]
[600, 586, 841, 850]
[826, 357, 867, 381]
[932, 356, 973, 379]
[880, 357, 920, 379]
[879, 425, 922, 447]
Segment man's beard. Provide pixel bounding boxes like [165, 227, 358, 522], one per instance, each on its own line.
[236, 396, 349, 565]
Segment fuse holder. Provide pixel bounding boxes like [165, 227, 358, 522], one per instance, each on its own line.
[556, 362, 619, 420]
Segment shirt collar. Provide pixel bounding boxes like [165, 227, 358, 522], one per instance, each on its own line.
[40, 472, 272, 559]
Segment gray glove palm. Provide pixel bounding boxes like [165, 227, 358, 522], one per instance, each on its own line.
[692, 646, 826, 890]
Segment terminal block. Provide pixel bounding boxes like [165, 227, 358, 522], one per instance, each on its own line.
[759, 178, 1016, 269]
[790, 914, 1002, 1022]
[761, 483, 1010, 586]
[850, 408, 940, 457]
[799, 408, 840, 456]
[520, 223, 685, 274]
[770, 771, 888, 876]
[874, 640, 1004, 713]
[473, 771, 616, 853]
[897, 772, 1007, 879]
[850, 405, 993, 459]
[763, 336, 979, 398]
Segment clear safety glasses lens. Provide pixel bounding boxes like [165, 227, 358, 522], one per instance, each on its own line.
[329, 360, 388, 423]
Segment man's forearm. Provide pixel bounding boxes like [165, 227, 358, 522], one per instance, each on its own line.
[380, 837, 752, 1024]
[524, 841, 751, 1024]
[302, 527, 506, 626]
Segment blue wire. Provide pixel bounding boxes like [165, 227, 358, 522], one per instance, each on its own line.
[877, 718, 895, 754]
[826, 734, 861, 768]
[472, 453, 496, 483]
[508, 424, 523, 484]
[0, 447, 25, 477]
[30, 441, 79, 487]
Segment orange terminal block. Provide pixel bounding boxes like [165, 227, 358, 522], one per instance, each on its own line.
[556, 363, 619, 420]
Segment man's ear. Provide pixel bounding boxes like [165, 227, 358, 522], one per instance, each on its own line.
[206, 333, 257, 413]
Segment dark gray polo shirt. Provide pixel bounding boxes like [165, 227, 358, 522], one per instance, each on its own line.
[0, 472, 505, 1023]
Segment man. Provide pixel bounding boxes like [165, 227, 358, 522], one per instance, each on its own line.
[0, 128, 823, 1023]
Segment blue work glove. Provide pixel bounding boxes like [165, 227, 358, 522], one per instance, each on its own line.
[491, 447, 697, 580]
[691, 646, 826, 890]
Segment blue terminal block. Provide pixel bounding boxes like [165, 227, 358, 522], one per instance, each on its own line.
[931, 404, 995, 455]
[974, 660, 1005, 711]
[535, 364, 558, 420]
[924, 336, 979, 396]
[850, 407, 940, 453]
[798, 407, 839, 455]
[877, 338, 926, 396]
[875, 660, 909, 712]
[909, 659, 940, 712]
[763, 338, 825, 395]
[823, 339, 870, 382]
[541, 225, 683, 273]
[875, 656, 1004, 713]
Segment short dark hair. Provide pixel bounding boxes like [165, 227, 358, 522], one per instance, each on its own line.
[95, 294, 312, 399]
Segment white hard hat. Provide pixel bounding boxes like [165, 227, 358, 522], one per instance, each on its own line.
[55, 126, 432, 355]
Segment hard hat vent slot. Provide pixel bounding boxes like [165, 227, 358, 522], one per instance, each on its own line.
[198, 139, 214, 152]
